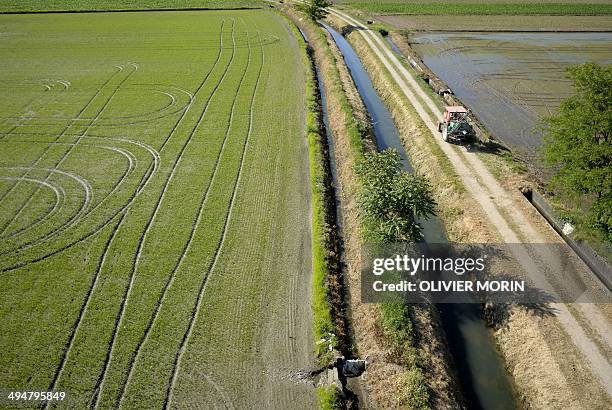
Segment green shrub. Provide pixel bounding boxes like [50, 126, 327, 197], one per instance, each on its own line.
[317, 385, 343, 409]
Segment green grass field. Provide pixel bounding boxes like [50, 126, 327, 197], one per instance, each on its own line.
[0, 9, 315, 408]
[0, 0, 261, 12]
[340, 1, 612, 15]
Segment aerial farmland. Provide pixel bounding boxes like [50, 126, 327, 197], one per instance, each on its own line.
[1, 1, 611, 409]
[0, 6, 316, 409]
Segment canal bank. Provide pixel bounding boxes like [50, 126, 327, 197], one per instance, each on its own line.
[323, 23, 518, 410]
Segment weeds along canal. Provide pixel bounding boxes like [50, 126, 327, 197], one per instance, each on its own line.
[322, 23, 517, 409]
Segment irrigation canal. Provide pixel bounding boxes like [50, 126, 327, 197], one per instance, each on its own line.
[321, 23, 517, 409]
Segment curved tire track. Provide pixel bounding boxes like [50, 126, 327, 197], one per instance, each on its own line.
[90, 19, 238, 409]
[165, 31, 264, 410]
[117, 20, 254, 409]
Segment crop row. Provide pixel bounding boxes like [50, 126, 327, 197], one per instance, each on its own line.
[349, 2, 612, 15]
[0, 0, 260, 13]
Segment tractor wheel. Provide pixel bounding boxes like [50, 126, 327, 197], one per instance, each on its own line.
[438, 122, 442, 132]
[442, 127, 449, 142]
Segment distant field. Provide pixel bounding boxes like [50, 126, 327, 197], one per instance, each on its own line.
[340, 1, 612, 15]
[379, 14, 612, 30]
[409, 31, 612, 155]
[0, 0, 260, 12]
[0, 9, 314, 408]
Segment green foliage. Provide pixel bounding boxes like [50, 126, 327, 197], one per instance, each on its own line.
[355, 149, 436, 242]
[317, 385, 344, 409]
[289, 19, 337, 363]
[541, 62, 612, 241]
[347, 2, 612, 16]
[380, 303, 418, 366]
[380, 303, 430, 408]
[0, 0, 260, 12]
[400, 368, 431, 409]
[305, 0, 332, 21]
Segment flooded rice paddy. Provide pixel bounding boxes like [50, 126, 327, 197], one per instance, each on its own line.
[410, 32, 612, 157]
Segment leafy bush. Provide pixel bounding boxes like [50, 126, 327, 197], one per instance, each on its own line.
[355, 149, 436, 242]
[317, 385, 343, 409]
[400, 368, 431, 409]
[541, 62, 612, 242]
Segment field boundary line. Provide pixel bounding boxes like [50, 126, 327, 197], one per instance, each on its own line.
[165, 30, 264, 410]
[117, 19, 255, 408]
[91, 20, 238, 409]
[0, 7, 261, 15]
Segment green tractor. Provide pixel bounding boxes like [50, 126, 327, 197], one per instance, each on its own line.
[438, 106, 475, 142]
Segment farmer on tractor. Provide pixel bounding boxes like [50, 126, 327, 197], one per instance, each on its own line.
[438, 106, 475, 142]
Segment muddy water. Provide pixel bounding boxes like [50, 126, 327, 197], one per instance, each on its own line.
[323, 24, 516, 409]
[410, 32, 612, 157]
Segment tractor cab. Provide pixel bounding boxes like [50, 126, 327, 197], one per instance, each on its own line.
[438, 106, 474, 142]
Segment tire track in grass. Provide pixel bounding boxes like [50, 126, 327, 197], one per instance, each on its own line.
[91, 20, 238, 409]
[43, 17, 228, 405]
[0, 134, 158, 261]
[0, 68, 121, 209]
[7, 84, 194, 129]
[42, 211, 128, 410]
[0, 65, 132, 238]
[1, 166, 92, 217]
[0, 176, 63, 224]
[0, 14, 227, 271]
[0, 79, 69, 141]
[44, 21, 225, 400]
[117, 21, 253, 409]
[165, 31, 264, 410]
[0, 63, 138, 237]
[0, 139, 136, 246]
[3, 143, 135, 240]
[8, 30, 216, 400]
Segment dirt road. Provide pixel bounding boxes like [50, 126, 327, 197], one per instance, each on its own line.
[327, 6, 612, 398]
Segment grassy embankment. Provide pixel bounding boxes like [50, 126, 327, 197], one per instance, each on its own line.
[287, 16, 338, 362]
[284, 5, 455, 408]
[282, 11, 347, 409]
[343, 2, 612, 15]
[0, 0, 259, 12]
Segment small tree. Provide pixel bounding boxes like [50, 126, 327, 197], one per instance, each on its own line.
[355, 149, 436, 242]
[541, 62, 611, 241]
[306, 0, 331, 21]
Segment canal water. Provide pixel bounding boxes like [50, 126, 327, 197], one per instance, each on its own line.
[322, 23, 516, 409]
